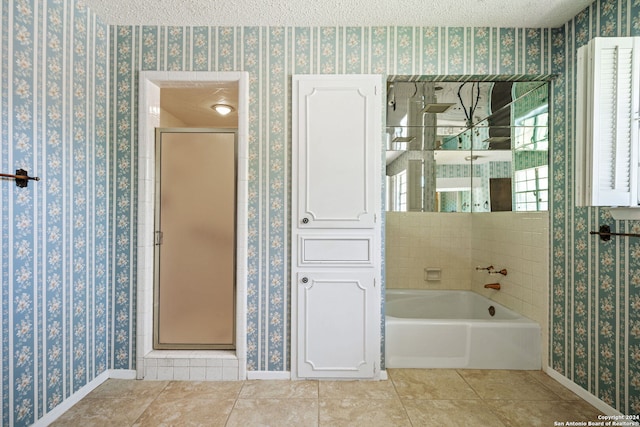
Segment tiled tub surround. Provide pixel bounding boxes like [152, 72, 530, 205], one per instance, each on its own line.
[385, 212, 472, 290]
[385, 211, 550, 367]
[471, 212, 550, 368]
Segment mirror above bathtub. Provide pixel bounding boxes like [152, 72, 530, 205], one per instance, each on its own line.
[385, 79, 549, 213]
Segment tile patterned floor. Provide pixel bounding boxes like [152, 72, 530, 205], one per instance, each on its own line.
[51, 369, 603, 426]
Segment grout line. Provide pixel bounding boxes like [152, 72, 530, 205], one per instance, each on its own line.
[129, 379, 170, 426]
[222, 380, 244, 427]
[455, 368, 482, 400]
[387, 370, 417, 427]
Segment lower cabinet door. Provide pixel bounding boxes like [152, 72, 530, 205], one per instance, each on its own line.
[296, 271, 377, 378]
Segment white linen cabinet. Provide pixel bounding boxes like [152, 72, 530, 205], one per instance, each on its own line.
[291, 75, 382, 379]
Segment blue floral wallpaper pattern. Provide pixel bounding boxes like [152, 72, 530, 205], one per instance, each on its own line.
[3, 0, 640, 425]
[111, 24, 558, 373]
[1, 0, 108, 425]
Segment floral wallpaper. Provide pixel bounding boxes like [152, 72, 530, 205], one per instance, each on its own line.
[551, 1, 640, 414]
[1, 0, 108, 425]
[3, 0, 640, 425]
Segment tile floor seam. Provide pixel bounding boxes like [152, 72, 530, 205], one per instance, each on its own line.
[454, 368, 483, 400]
[453, 369, 513, 426]
[524, 370, 566, 400]
[130, 380, 172, 426]
[229, 380, 254, 426]
[317, 383, 320, 427]
[388, 371, 416, 426]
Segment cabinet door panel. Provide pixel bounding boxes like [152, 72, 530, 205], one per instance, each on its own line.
[294, 76, 380, 228]
[296, 271, 376, 378]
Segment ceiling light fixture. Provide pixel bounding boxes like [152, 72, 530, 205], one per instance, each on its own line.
[212, 104, 234, 115]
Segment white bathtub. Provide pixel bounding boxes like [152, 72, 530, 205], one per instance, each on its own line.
[385, 289, 541, 369]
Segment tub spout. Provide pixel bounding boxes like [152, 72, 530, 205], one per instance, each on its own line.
[484, 283, 501, 290]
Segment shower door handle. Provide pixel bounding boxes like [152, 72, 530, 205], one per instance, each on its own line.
[155, 231, 164, 246]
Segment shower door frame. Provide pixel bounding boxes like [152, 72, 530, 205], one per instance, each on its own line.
[153, 128, 238, 350]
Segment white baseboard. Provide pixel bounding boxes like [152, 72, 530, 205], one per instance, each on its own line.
[33, 371, 110, 426]
[33, 369, 138, 426]
[108, 369, 137, 379]
[246, 370, 291, 380]
[544, 366, 621, 415]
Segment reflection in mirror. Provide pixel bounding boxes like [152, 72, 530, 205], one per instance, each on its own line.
[385, 80, 549, 213]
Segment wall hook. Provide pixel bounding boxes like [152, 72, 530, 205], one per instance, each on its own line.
[0, 169, 40, 188]
[590, 224, 640, 241]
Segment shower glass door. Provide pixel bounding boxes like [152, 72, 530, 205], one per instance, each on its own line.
[154, 128, 236, 349]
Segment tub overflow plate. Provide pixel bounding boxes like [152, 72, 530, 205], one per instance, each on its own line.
[488, 306, 496, 317]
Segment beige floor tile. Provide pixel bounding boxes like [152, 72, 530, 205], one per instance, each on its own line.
[389, 368, 480, 400]
[88, 379, 169, 399]
[227, 398, 318, 427]
[319, 379, 398, 399]
[51, 397, 154, 427]
[239, 380, 318, 399]
[526, 371, 583, 400]
[319, 399, 411, 427]
[48, 371, 607, 427]
[155, 380, 243, 401]
[402, 399, 508, 427]
[484, 399, 603, 426]
[133, 398, 236, 427]
[458, 369, 563, 400]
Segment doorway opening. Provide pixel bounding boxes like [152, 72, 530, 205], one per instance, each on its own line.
[137, 71, 248, 380]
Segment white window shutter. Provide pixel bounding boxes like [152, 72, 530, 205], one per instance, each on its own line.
[575, 44, 590, 207]
[575, 37, 640, 207]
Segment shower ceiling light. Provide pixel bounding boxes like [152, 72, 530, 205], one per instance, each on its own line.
[212, 104, 234, 115]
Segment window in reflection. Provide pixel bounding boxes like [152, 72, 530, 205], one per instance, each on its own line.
[514, 165, 548, 211]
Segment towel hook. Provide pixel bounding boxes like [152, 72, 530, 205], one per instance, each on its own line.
[0, 169, 40, 188]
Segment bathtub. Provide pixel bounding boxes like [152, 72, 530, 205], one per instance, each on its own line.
[385, 289, 541, 369]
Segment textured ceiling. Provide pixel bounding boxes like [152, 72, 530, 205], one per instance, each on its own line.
[84, 0, 591, 28]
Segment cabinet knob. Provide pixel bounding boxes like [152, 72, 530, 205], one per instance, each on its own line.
[302, 217, 309, 224]
[301, 277, 309, 284]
